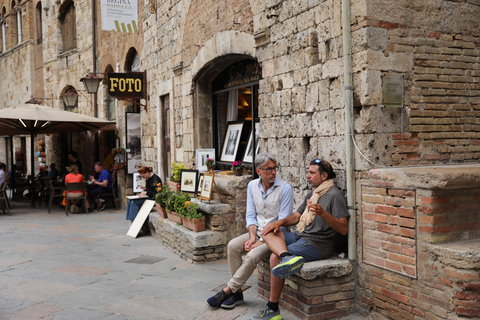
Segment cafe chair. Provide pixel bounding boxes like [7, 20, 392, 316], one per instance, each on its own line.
[0, 182, 11, 215]
[47, 180, 64, 214]
[98, 177, 119, 209]
[65, 182, 88, 216]
[14, 177, 30, 201]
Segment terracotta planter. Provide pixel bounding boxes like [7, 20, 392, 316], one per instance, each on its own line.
[167, 211, 182, 224]
[155, 203, 168, 218]
[182, 216, 206, 232]
[207, 165, 215, 172]
[232, 167, 244, 176]
[167, 180, 180, 192]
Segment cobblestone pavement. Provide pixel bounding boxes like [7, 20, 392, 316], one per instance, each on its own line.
[0, 201, 365, 320]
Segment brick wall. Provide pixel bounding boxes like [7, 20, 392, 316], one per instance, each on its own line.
[359, 165, 480, 319]
[362, 184, 417, 278]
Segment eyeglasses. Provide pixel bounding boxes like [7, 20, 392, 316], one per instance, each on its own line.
[258, 166, 278, 174]
[313, 158, 327, 172]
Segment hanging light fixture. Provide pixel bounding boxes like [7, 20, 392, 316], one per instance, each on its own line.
[80, 73, 103, 94]
[61, 90, 79, 107]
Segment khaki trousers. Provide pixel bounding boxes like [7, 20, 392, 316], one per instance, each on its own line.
[227, 233, 271, 293]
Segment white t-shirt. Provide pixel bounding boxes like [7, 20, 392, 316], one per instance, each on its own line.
[0, 169, 5, 185]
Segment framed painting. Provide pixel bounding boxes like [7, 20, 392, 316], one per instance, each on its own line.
[200, 173, 214, 200]
[243, 121, 259, 163]
[180, 169, 198, 194]
[126, 112, 142, 174]
[196, 148, 215, 172]
[220, 121, 244, 162]
[197, 173, 204, 193]
[133, 173, 143, 193]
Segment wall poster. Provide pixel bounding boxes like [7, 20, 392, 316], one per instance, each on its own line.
[126, 112, 142, 174]
[101, 0, 139, 33]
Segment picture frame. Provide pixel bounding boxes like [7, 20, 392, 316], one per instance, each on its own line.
[243, 121, 260, 163]
[220, 121, 244, 162]
[196, 148, 215, 172]
[126, 112, 142, 174]
[133, 173, 143, 193]
[180, 169, 198, 194]
[200, 173, 214, 200]
[197, 173, 204, 193]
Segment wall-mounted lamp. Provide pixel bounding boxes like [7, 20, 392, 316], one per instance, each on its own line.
[61, 90, 79, 108]
[80, 73, 103, 94]
[26, 95, 54, 107]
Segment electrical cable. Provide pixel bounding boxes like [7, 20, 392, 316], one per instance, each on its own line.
[328, 0, 387, 168]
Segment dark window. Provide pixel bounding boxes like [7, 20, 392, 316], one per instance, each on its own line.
[60, 1, 76, 52]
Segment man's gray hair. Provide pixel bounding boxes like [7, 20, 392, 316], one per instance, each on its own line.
[254, 153, 277, 168]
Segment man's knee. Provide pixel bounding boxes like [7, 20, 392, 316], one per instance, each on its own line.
[269, 252, 280, 269]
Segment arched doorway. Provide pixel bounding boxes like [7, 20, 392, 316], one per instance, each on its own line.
[194, 57, 261, 169]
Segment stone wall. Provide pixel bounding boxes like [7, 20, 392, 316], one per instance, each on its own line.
[358, 164, 480, 319]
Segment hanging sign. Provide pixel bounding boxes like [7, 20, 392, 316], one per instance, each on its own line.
[107, 72, 146, 99]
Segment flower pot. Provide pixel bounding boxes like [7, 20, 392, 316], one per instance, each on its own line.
[182, 216, 206, 232]
[207, 165, 215, 172]
[167, 180, 180, 192]
[155, 203, 168, 218]
[167, 211, 182, 224]
[232, 167, 244, 176]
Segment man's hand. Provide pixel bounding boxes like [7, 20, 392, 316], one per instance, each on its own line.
[245, 239, 263, 252]
[307, 202, 325, 217]
[261, 221, 282, 236]
[244, 237, 257, 252]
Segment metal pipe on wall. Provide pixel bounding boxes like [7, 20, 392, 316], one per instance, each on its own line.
[342, 0, 356, 260]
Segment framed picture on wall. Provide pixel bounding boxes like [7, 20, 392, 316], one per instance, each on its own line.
[126, 112, 142, 174]
[196, 148, 215, 172]
[220, 121, 244, 162]
[180, 170, 198, 194]
[243, 121, 259, 163]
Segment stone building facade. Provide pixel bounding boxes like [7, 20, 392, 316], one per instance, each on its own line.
[142, 0, 480, 319]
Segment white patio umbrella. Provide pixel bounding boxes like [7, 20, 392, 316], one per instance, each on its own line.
[0, 104, 116, 207]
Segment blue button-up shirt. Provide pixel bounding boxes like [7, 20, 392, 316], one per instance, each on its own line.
[246, 177, 293, 229]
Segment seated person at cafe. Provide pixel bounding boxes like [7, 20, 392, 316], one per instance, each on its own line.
[89, 162, 113, 211]
[46, 163, 58, 181]
[0, 163, 5, 185]
[126, 166, 162, 223]
[65, 164, 84, 213]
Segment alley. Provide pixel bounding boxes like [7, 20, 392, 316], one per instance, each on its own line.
[0, 203, 309, 320]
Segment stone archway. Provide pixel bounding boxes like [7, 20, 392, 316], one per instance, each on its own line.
[190, 31, 256, 150]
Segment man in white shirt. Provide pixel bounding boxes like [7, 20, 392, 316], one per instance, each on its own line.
[0, 163, 6, 185]
[205, 153, 293, 310]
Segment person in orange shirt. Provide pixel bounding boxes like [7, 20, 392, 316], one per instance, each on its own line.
[65, 164, 84, 213]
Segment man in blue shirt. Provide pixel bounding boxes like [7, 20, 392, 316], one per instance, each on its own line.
[89, 162, 112, 211]
[206, 153, 293, 310]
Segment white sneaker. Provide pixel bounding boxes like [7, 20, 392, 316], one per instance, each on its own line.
[70, 205, 76, 213]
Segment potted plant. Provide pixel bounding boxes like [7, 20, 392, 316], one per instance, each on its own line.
[164, 191, 180, 223]
[165, 192, 183, 224]
[168, 162, 186, 191]
[231, 160, 245, 176]
[205, 158, 215, 172]
[154, 184, 170, 218]
[181, 201, 205, 232]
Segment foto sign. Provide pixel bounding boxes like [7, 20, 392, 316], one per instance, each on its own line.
[108, 72, 146, 99]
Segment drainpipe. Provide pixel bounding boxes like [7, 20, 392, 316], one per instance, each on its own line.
[92, 0, 99, 160]
[342, 0, 356, 260]
[14, 6, 22, 43]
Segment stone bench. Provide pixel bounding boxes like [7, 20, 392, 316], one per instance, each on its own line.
[148, 211, 227, 263]
[257, 257, 355, 320]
